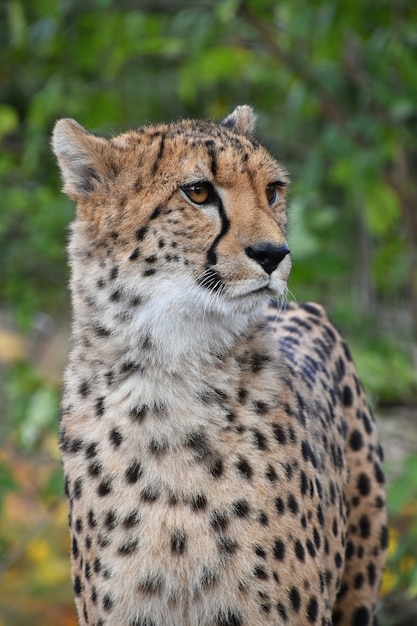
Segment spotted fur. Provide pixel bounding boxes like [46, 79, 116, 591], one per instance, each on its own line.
[52, 106, 387, 626]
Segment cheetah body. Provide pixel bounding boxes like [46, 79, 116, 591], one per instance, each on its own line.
[53, 107, 387, 626]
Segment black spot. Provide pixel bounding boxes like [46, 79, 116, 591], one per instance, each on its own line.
[201, 568, 218, 586]
[118, 539, 139, 555]
[380, 524, 389, 550]
[73, 575, 82, 595]
[95, 397, 105, 417]
[129, 247, 140, 261]
[273, 539, 285, 560]
[217, 608, 242, 626]
[342, 385, 353, 407]
[300, 303, 322, 316]
[238, 388, 248, 403]
[272, 423, 287, 444]
[300, 470, 309, 496]
[258, 511, 269, 525]
[171, 530, 187, 554]
[136, 226, 148, 241]
[266, 464, 278, 482]
[289, 586, 301, 612]
[253, 400, 269, 415]
[93, 557, 101, 573]
[357, 473, 371, 496]
[103, 593, 113, 611]
[346, 540, 355, 560]
[68, 438, 84, 454]
[254, 565, 268, 579]
[73, 477, 83, 499]
[354, 573, 365, 589]
[125, 460, 142, 484]
[191, 493, 208, 511]
[252, 428, 269, 450]
[79, 381, 90, 397]
[359, 514, 371, 539]
[88, 510, 97, 529]
[110, 289, 121, 302]
[149, 438, 168, 455]
[288, 494, 299, 515]
[97, 478, 112, 497]
[250, 352, 271, 373]
[143, 268, 156, 277]
[276, 602, 287, 620]
[255, 546, 267, 559]
[333, 610, 343, 625]
[307, 596, 319, 623]
[275, 497, 285, 515]
[301, 440, 318, 467]
[105, 510, 117, 530]
[109, 428, 123, 447]
[120, 360, 142, 374]
[72, 536, 79, 559]
[335, 552, 343, 568]
[374, 462, 385, 485]
[109, 267, 118, 280]
[295, 540, 305, 561]
[150, 205, 162, 220]
[130, 405, 149, 423]
[123, 511, 140, 528]
[367, 562, 376, 586]
[349, 429, 364, 451]
[307, 538, 317, 558]
[185, 430, 211, 458]
[232, 499, 250, 517]
[205, 139, 218, 176]
[217, 536, 238, 554]
[141, 486, 159, 502]
[236, 457, 253, 479]
[130, 295, 142, 306]
[209, 456, 224, 478]
[352, 606, 370, 626]
[211, 510, 229, 532]
[316, 504, 325, 526]
[88, 460, 102, 477]
[93, 324, 111, 337]
[138, 573, 164, 595]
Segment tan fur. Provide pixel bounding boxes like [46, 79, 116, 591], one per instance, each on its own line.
[53, 106, 387, 626]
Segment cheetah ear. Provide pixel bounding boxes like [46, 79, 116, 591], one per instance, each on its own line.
[52, 118, 111, 199]
[220, 105, 257, 138]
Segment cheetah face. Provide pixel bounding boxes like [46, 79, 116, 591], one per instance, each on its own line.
[53, 107, 291, 323]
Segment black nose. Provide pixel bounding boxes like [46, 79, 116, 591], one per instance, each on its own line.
[245, 243, 290, 275]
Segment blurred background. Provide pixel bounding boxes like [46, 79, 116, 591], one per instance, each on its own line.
[1, 0, 417, 624]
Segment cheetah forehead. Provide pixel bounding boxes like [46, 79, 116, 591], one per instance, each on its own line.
[52, 106, 288, 204]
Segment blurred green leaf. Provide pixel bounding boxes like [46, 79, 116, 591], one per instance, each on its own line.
[0, 104, 19, 138]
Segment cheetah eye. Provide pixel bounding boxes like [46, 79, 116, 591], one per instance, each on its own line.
[181, 181, 216, 205]
[266, 182, 285, 206]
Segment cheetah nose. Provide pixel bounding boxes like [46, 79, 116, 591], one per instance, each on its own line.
[245, 243, 290, 275]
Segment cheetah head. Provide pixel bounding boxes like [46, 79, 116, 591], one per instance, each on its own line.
[52, 107, 291, 347]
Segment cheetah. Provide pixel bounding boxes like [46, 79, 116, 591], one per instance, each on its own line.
[52, 105, 387, 626]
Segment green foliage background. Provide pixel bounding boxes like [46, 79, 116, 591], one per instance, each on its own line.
[1, 1, 417, 624]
